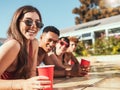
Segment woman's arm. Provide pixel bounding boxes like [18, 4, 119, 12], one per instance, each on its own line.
[44, 54, 69, 78]
[65, 52, 80, 77]
[0, 76, 51, 90]
[44, 53, 66, 69]
[70, 52, 79, 64]
[0, 39, 20, 76]
[0, 39, 51, 90]
[30, 39, 39, 77]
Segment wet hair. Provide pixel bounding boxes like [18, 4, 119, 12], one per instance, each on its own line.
[42, 26, 60, 36]
[68, 36, 79, 43]
[59, 37, 70, 46]
[7, 5, 42, 79]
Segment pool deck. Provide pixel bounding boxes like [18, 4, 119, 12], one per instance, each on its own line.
[53, 55, 120, 90]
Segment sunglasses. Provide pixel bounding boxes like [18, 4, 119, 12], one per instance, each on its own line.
[20, 19, 44, 28]
[59, 41, 69, 48]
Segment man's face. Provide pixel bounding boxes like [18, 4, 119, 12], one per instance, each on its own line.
[40, 31, 59, 52]
[68, 41, 77, 52]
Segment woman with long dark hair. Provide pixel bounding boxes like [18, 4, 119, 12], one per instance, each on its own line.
[0, 5, 50, 90]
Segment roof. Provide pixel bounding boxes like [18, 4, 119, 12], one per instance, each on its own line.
[60, 15, 120, 34]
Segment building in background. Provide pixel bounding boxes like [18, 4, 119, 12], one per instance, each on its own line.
[60, 15, 120, 46]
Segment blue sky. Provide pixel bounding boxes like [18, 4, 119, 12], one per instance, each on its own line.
[0, 0, 80, 38]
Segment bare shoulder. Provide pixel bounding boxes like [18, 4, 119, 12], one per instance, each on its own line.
[0, 39, 21, 59]
[1, 39, 20, 51]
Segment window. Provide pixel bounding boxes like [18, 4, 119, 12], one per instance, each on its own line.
[108, 27, 120, 34]
[82, 33, 91, 38]
[94, 30, 105, 39]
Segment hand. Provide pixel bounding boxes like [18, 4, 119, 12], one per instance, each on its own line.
[78, 66, 90, 76]
[21, 76, 51, 90]
[65, 65, 72, 78]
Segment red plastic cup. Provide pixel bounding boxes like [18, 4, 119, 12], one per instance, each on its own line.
[37, 65, 54, 90]
[80, 59, 90, 67]
[80, 59, 90, 76]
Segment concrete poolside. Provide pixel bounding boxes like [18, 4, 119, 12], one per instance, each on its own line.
[53, 55, 120, 90]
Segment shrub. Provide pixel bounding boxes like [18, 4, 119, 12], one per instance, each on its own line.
[75, 36, 120, 56]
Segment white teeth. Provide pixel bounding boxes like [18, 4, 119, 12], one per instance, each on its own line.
[28, 30, 36, 34]
[28, 30, 35, 33]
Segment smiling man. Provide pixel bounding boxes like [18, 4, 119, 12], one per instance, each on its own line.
[37, 26, 60, 65]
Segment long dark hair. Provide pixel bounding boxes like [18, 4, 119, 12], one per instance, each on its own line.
[7, 5, 42, 79]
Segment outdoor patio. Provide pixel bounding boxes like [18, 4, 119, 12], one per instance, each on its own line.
[53, 55, 120, 90]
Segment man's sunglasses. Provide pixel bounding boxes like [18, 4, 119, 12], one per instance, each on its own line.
[59, 40, 69, 48]
[20, 19, 44, 28]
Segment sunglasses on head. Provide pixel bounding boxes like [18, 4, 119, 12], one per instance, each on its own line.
[59, 40, 69, 48]
[20, 19, 44, 28]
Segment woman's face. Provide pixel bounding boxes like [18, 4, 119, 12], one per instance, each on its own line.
[68, 41, 77, 52]
[56, 40, 69, 54]
[19, 12, 41, 40]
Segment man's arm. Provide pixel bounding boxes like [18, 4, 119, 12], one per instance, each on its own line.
[44, 54, 65, 69]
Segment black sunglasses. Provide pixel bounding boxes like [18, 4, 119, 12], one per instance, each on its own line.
[20, 19, 44, 28]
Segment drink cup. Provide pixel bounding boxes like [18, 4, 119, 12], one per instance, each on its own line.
[80, 59, 90, 67]
[79, 59, 90, 76]
[37, 65, 54, 90]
